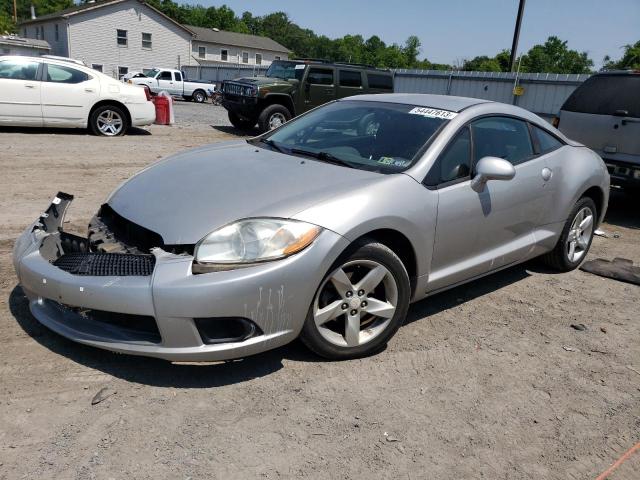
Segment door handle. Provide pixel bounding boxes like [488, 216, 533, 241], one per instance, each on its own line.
[24, 84, 35, 89]
[541, 167, 553, 181]
[84, 88, 95, 93]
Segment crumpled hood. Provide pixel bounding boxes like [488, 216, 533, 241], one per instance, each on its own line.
[107, 141, 383, 245]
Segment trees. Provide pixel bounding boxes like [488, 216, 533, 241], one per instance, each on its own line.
[520, 36, 593, 74]
[603, 41, 640, 70]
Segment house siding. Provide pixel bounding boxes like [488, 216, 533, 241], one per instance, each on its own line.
[191, 40, 286, 66]
[22, 22, 68, 56]
[67, 0, 192, 78]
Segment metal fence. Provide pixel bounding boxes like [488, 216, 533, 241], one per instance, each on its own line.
[183, 64, 590, 117]
[393, 70, 590, 117]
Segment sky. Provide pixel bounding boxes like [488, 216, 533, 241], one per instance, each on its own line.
[178, 0, 640, 67]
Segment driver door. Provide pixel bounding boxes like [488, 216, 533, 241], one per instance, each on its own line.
[157, 70, 175, 94]
[427, 116, 551, 292]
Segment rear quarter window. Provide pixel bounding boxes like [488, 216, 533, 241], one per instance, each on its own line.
[562, 75, 640, 118]
[367, 73, 393, 90]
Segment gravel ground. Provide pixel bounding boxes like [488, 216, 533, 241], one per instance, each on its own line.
[0, 102, 638, 479]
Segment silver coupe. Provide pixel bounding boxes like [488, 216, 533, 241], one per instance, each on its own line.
[13, 94, 609, 361]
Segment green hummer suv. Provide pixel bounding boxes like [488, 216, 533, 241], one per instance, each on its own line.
[221, 59, 394, 133]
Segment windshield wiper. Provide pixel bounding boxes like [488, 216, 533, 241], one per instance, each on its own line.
[258, 138, 285, 153]
[289, 148, 354, 168]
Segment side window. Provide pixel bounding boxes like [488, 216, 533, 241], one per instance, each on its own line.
[471, 117, 534, 166]
[339, 70, 362, 88]
[425, 127, 471, 186]
[532, 125, 563, 154]
[46, 64, 89, 84]
[562, 75, 640, 118]
[174, 71, 182, 82]
[0, 60, 39, 80]
[158, 71, 172, 80]
[308, 68, 333, 85]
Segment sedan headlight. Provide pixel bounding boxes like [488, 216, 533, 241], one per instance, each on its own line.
[194, 218, 322, 270]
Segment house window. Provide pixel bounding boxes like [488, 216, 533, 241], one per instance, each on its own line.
[275, 56, 281, 60]
[142, 32, 152, 49]
[255, 53, 262, 65]
[40, 26, 44, 39]
[118, 66, 128, 79]
[242, 51, 249, 64]
[220, 49, 228, 61]
[23, 28, 27, 37]
[198, 46, 206, 58]
[92, 64, 103, 72]
[55, 24, 59, 41]
[117, 29, 127, 46]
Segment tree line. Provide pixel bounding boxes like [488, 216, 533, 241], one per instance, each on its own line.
[1, 0, 639, 72]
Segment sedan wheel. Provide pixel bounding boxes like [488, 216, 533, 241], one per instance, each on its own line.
[566, 206, 594, 263]
[96, 110, 124, 136]
[301, 240, 410, 359]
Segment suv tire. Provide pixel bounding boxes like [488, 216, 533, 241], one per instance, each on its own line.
[228, 111, 256, 130]
[258, 104, 291, 133]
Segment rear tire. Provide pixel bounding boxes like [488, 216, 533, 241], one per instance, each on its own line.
[541, 197, 597, 272]
[228, 111, 256, 130]
[258, 104, 291, 133]
[89, 104, 128, 137]
[300, 239, 410, 360]
[192, 90, 206, 103]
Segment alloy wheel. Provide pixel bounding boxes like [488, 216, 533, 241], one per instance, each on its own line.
[313, 259, 398, 347]
[566, 206, 594, 263]
[96, 110, 124, 136]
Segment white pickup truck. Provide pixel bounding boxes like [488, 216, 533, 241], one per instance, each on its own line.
[129, 68, 215, 103]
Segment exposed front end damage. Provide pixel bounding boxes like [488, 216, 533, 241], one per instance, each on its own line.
[13, 193, 349, 361]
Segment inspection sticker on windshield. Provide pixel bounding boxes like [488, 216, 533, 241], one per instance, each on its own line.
[408, 107, 457, 120]
[295, 64, 306, 70]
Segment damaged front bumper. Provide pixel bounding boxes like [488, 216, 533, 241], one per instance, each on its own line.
[13, 193, 348, 361]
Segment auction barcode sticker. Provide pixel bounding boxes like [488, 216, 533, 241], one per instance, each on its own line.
[408, 107, 458, 120]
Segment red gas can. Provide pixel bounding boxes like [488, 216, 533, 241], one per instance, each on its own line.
[153, 95, 170, 125]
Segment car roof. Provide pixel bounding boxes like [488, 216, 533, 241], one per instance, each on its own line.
[345, 93, 492, 112]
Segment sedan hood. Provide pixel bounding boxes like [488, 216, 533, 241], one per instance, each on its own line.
[107, 141, 383, 245]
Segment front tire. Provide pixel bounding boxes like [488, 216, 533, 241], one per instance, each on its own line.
[541, 197, 597, 272]
[300, 240, 410, 360]
[228, 111, 256, 130]
[258, 104, 291, 133]
[89, 104, 128, 137]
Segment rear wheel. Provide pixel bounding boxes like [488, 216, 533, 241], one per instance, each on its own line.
[541, 197, 597, 271]
[192, 90, 206, 103]
[300, 240, 410, 360]
[90, 104, 128, 137]
[228, 111, 256, 130]
[258, 104, 291, 133]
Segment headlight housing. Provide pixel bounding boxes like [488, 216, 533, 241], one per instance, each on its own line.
[193, 218, 322, 271]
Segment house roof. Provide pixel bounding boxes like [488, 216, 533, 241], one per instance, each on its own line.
[186, 25, 290, 54]
[0, 35, 51, 50]
[18, 0, 194, 35]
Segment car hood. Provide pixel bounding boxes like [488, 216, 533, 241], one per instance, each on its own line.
[107, 141, 383, 245]
[231, 76, 291, 87]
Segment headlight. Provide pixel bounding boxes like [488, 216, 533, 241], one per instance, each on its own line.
[194, 218, 322, 269]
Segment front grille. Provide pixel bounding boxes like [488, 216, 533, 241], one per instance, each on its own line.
[54, 252, 155, 276]
[223, 82, 252, 96]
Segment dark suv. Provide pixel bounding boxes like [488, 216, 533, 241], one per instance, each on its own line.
[556, 70, 640, 189]
[221, 59, 394, 133]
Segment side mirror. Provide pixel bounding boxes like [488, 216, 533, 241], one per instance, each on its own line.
[471, 156, 516, 192]
[304, 81, 311, 93]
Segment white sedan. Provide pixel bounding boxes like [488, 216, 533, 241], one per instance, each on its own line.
[0, 56, 155, 136]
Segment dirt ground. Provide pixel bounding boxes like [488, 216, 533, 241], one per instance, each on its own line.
[0, 104, 639, 480]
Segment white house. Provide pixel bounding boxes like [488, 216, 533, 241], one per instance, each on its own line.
[187, 25, 289, 66]
[19, 0, 194, 79]
[0, 35, 51, 56]
[19, 0, 290, 79]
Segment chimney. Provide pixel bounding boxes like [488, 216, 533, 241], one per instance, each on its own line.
[30, 5, 36, 20]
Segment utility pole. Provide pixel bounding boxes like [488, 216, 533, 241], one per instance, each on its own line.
[13, 0, 18, 22]
[509, 0, 526, 72]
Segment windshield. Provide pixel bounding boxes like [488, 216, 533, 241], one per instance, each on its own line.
[145, 68, 160, 78]
[261, 100, 450, 173]
[265, 61, 305, 81]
